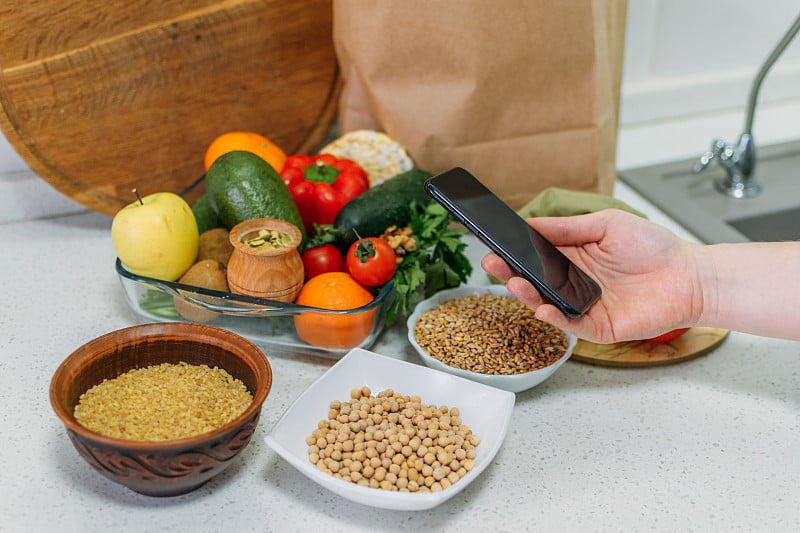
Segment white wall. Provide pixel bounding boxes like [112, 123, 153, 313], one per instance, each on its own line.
[622, 0, 800, 125]
[618, 0, 800, 168]
[1, 0, 799, 220]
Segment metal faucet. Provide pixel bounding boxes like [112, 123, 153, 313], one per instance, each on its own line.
[693, 11, 800, 199]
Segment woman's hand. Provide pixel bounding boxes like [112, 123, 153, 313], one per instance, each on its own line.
[482, 209, 707, 343]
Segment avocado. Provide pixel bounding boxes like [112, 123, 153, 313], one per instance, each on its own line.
[205, 150, 305, 241]
[191, 193, 225, 234]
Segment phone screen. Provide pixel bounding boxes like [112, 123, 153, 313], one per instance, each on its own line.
[425, 167, 602, 318]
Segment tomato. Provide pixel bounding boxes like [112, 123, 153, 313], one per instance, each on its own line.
[645, 328, 690, 343]
[346, 237, 396, 287]
[301, 244, 345, 281]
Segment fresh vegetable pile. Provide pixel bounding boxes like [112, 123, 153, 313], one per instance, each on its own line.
[111, 129, 472, 350]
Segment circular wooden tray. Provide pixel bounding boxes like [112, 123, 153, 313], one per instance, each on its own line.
[0, 0, 339, 215]
[572, 327, 730, 367]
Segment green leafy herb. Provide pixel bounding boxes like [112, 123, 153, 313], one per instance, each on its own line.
[385, 202, 472, 325]
[302, 223, 344, 251]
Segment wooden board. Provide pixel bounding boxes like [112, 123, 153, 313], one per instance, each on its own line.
[0, 0, 340, 215]
[571, 327, 730, 367]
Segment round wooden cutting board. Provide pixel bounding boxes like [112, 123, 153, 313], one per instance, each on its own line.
[572, 327, 730, 367]
[0, 0, 340, 215]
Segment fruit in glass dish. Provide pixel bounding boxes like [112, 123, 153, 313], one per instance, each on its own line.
[111, 190, 199, 281]
[293, 272, 375, 349]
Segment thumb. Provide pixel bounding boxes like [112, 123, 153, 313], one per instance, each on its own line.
[527, 211, 614, 247]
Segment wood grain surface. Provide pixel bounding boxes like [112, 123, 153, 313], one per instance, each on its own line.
[571, 327, 730, 367]
[0, 0, 339, 215]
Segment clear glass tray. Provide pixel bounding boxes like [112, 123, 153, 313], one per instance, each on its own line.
[115, 259, 396, 359]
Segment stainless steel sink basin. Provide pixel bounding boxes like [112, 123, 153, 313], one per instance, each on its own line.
[619, 140, 800, 243]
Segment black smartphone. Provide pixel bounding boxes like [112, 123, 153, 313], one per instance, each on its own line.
[425, 167, 602, 318]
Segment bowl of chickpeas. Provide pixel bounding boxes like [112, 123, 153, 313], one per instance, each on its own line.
[407, 285, 577, 393]
[264, 348, 515, 510]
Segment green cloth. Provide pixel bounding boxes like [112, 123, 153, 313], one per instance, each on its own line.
[516, 187, 647, 219]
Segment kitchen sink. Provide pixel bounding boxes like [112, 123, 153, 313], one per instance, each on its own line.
[619, 140, 800, 243]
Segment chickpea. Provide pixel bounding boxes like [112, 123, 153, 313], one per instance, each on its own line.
[326, 458, 340, 473]
[436, 450, 449, 464]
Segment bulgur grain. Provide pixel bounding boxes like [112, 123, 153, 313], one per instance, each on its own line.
[74, 362, 253, 441]
[413, 293, 568, 375]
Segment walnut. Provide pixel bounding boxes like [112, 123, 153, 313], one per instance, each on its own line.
[380, 225, 417, 262]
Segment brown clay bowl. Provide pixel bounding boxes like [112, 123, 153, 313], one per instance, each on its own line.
[49, 322, 272, 497]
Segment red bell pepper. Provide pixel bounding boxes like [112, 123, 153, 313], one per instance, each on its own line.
[280, 154, 369, 234]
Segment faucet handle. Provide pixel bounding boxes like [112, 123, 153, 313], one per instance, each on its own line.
[693, 138, 729, 173]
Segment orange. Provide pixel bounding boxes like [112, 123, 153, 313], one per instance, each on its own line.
[293, 272, 376, 349]
[204, 131, 287, 173]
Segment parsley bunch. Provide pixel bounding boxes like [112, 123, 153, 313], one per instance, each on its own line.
[386, 202, 472, 325]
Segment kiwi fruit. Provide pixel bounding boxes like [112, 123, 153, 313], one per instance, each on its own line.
[173, 259, 229, 323]
[197, 227, 234, 266]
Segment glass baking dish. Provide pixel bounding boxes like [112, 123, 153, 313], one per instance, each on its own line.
[115, 259, 396, 359]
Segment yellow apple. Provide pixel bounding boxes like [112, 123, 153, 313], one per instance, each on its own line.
[111, 191, 199, 281]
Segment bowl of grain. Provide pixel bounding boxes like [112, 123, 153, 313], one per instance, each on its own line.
[49, 322, 272, 497]
[407, 285, 577, 393]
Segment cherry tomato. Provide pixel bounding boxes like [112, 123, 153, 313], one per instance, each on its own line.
[645, 328, 690, 343]
[301, 244, 345, 281]
[346, 237, 396, 287]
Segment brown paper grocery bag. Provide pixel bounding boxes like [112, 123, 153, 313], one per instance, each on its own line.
[332, 0, 627, 209]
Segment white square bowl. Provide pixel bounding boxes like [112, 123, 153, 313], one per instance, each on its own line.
[264, 348, 515, 511]
[407, 285, 577, 393]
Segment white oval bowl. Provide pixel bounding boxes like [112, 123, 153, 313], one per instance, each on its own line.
[407, 285, 577, 393]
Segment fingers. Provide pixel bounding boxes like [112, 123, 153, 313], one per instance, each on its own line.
[505, 276, 547, 308]
[481, 253, 516, 282]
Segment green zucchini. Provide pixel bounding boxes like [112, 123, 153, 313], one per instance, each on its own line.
[334, 169, 434, 244]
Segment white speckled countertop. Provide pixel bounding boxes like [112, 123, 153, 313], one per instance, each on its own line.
[2, 120, 800, 532]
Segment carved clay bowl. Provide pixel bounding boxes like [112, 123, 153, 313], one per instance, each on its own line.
[49, 322, 272, 497]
